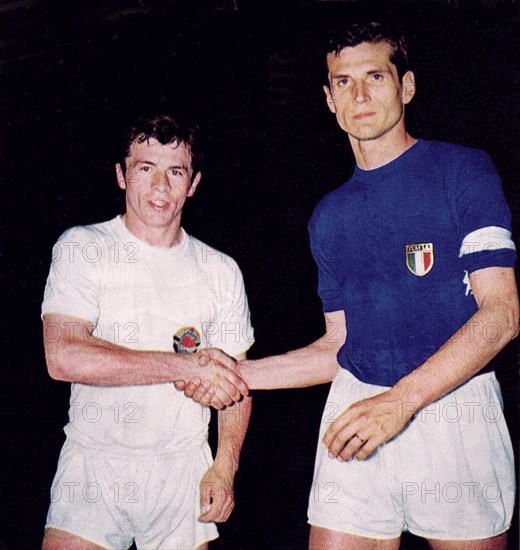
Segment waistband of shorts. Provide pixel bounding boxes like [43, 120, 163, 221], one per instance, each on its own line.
[336, 366, 497, 392]
[64, 433, 209, 459]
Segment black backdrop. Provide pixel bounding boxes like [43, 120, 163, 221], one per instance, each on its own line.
[1, 1, 518, 548]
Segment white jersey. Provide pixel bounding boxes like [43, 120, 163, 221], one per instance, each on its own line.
[42, 215, 253, 454]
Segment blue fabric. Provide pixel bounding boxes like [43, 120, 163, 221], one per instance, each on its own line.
[309, 140, 516, 386]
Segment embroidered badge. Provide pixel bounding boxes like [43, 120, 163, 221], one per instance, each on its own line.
[405, 243, 434, 276]
[173, 326, 201, 353]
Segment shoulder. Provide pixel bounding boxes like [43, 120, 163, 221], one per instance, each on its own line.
[422, 140, 494, 167]
[186, 233, 243, 276]
[55, 219, 115, 245]
[309, 180, 351, 233]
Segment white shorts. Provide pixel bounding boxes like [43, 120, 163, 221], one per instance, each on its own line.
[308, 369, 516, 541]
[46, 438, 218, 549]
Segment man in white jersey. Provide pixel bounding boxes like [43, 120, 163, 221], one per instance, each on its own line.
[41, 114, 253, 549]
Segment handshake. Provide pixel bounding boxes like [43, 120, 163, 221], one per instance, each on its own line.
[174, 348, 250, 409]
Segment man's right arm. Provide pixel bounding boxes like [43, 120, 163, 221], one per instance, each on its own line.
[238, 310, 345, 390]
[43, 313, 248, 407]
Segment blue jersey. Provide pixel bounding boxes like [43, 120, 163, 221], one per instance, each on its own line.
[309, 140, 516, 386]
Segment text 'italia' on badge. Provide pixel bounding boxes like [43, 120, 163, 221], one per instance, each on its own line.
[173, 326, 201, 353]
[405, 242, 434, 277]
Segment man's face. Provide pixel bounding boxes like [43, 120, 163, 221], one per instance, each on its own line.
[116, 138, 200, 241]
[324, 41, 415, 142]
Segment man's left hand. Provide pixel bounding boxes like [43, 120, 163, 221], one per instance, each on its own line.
[322, 387, 417, 461]
[198, 465, 235, 523]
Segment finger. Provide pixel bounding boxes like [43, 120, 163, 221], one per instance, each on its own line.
[190, 379, 212, 403]
[209, 395, 226, 410]
[200, 489, 233, 523]
[212, 375, 244, 404]
[202, 388, 227, 410]
[322, 413, 353, 449]
[324, 423, 360, 459]
[208, 497, 234, 523]
[183, 376, 203, 398]
[199, 491, 223, 522]
[337, 434, 367, 462]
[196, 385, 216, 406]
[221, 368, 249, 397]
[197, 350, 211, 367]
[353, 442, 375, 461]
[199, 481, 215, 521]
[215, 497, 235, 523]
[203, 387, 230, 410]
[174, 380, 186, 391]
[211, 386, 234, 408]
[208, 349, 236, 370]
[353, 434, 386, 461]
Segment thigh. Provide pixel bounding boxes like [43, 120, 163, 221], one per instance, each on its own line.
[309, 525, 400, 550]
[45, 440, 134, 549]
[427, 532, 508, 550]
[400, 373, 515, 541]
[135, 444, 218, 550]
[42, 528, 110, 550]
[308, 370, 404, 539]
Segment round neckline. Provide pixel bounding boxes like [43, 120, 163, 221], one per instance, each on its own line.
[352, 139, 428, 184]
[112, 215, 189, 256]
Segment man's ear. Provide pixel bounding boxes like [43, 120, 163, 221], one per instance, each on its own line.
[401, 71, 416, 105]
[187, 171, 202, 198]
[116, 163, 126, 190]
[323, 85, 336, 113]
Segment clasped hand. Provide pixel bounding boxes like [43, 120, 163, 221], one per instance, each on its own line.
[174, 349, 248, 409]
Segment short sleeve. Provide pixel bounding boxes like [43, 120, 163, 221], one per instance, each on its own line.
[41, 226, 101, 323]
[209, 258, 254, 358]
[308, 200, 345, 313]
[455, 149, 516, 273]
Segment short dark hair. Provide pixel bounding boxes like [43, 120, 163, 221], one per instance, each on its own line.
[120, 114, 202, 180]
[326, 20, 410, 82]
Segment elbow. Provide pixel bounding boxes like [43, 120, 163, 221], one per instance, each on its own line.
[509, 315, 520, 342]
[44, 345, 74, 382]
[325, 356, 340, 380]
[321, 348, 340, 382]
[495, 304, 519, 348]
[47, 362, 67, 381]
[506, 295, 520, 341]
[46, 356, 69, 382]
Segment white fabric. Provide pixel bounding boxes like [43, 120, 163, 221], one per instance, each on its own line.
[42, 215, 253, 453]
[42, 216, 253, 546]
[459, 225, 515, 257]
[46, 439, 218, 549]
[308, 368, 515, 540]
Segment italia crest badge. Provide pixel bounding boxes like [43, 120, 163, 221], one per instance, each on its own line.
[405, 243, 434, 277]
[173, 326, 201, 353]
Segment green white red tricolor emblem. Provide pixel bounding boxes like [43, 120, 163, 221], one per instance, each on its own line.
[405, 243, 434, 276]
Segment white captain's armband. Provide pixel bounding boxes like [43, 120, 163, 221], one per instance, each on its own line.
[459, 226, 516, 257]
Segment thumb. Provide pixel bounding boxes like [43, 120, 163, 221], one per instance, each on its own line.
[197, 350, 211, 367]
[199, 480, 214, 517]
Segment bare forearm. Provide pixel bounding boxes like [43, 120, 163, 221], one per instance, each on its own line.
[45, 334, 192, 386]
[214, 396, 253, 474]
[239, 339, 340, 390]
[239, 310, 345, 390]
[395, 291, 519, 413]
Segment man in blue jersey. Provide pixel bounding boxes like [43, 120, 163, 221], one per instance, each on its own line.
[182, 20, 518, 550]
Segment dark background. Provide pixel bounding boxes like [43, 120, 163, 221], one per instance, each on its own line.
[1, 1, 518, 548]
